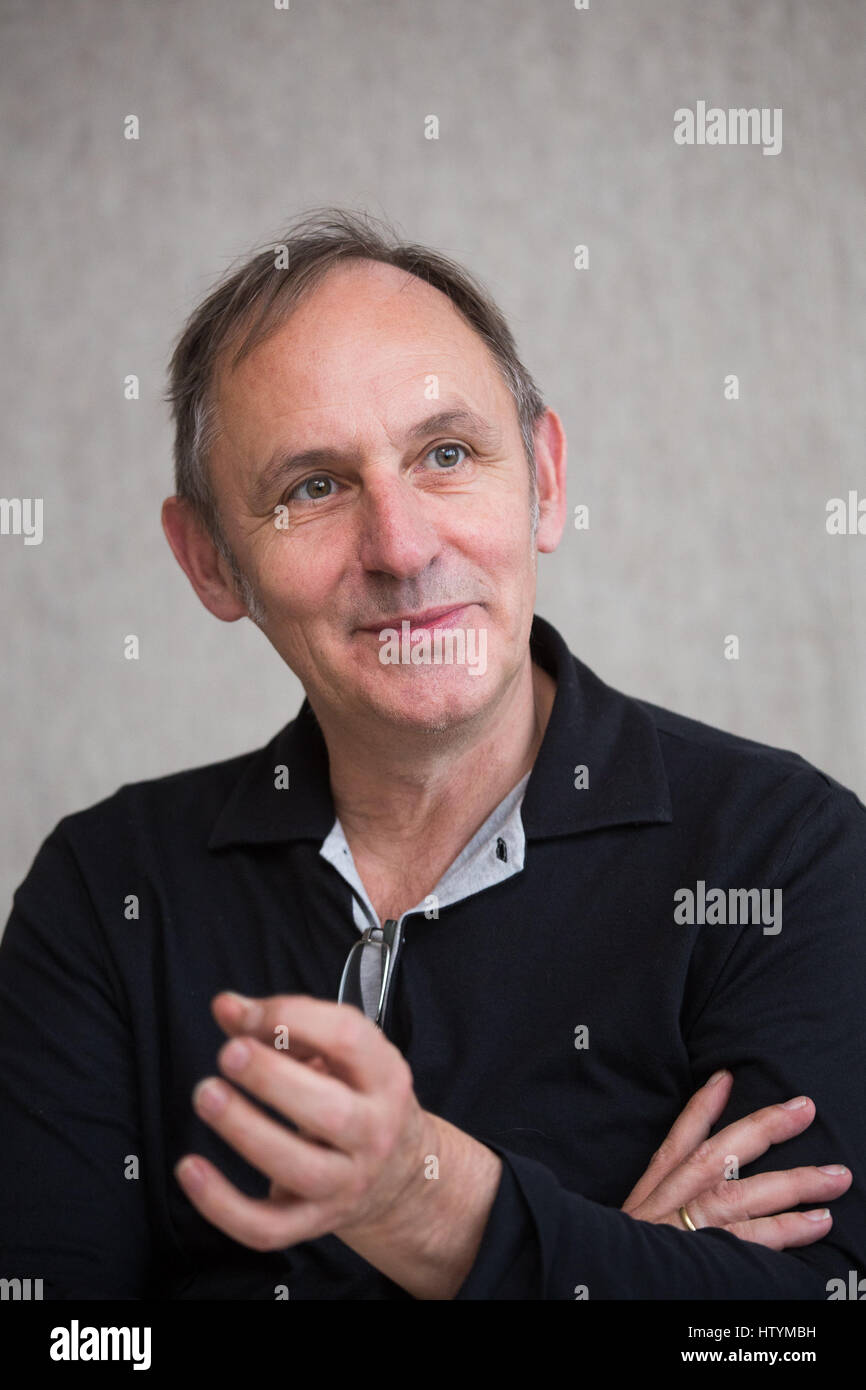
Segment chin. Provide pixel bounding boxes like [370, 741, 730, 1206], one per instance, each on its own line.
[365, 667, 495, 731]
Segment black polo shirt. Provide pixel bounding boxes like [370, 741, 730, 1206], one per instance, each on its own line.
[1, 614, 865, 1299]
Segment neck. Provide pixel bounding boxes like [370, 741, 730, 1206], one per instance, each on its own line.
[313, 655, 556, 868]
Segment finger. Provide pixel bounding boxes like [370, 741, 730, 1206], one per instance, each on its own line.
[191, 1074, 355, 1199]
[622, 1071, 733, 1209]
[722, 1208, 833, 1252]
[216, 1034, 374, 1153]
[174, 1153, 332, 1252]
[642, 1096, 818, 1219]
[686, 1164, 852, 1230]
[212, 993, 393, 1092]
[214, 995, 335, 1072]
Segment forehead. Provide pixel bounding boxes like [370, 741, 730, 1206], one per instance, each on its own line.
[213, 259, 515, 442]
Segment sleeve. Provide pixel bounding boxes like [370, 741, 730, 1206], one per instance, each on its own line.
[455, 785, 866, 1299]
[0, 824, 155, 1299]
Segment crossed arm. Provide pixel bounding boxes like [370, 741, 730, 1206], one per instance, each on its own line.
[2, 787, 862, 1298]
[174, 991, 852, 1300]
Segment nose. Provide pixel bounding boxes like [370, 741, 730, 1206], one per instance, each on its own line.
[355, 468, 441, 579]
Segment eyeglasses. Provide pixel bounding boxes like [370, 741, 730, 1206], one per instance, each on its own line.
[337, 917, 399, 1029]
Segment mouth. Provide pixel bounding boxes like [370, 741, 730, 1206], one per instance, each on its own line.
[359, 604, 472, 635]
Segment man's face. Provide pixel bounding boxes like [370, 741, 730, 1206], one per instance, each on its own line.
[207, 259, 543, 733]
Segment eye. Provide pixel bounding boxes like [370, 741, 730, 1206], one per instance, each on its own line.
[287, 475, 337, 503]
[422, 442, 469, 471]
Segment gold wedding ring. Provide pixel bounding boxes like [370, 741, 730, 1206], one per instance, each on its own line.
[679, 1204, 697, 1231]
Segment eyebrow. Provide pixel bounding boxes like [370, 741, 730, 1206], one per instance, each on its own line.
[248, 407, 502, 508]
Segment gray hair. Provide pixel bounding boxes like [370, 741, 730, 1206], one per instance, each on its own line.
[164, 207, 546, 616]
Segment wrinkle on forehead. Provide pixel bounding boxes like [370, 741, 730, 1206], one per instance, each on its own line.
[222, 260, 503, 411]
[213, 262, 517, 473]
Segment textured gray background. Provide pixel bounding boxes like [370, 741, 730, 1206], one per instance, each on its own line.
[1, 0, 864, 923]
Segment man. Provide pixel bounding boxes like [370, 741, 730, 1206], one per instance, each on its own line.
[1, 209, 863, 1300]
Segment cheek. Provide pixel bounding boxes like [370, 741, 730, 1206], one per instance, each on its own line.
[471, 511, 533, 577]
[257, 532, 342, 613]
[454, 487, 526, 549]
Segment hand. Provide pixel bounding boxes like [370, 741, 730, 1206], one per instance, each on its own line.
[621, 1069, 852, 1249]
[175, 991, 436, 1252]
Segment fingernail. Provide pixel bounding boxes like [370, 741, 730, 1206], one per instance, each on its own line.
[176, 1157, 205, 1190]
[818, 1165, 848, 1175]
[193, 1078, 228, 1115]
[221, 1038, 251, 1073]
[706, 1069, 730, 1086]
[803, 1208, 830, 1221]
[782, 1096, 809, 1109]
[221, 992, 261, 1025]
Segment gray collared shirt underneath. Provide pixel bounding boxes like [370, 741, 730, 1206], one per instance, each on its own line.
[319, 770, 531, 1018]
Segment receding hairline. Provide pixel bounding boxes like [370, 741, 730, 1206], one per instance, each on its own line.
[205, 253, 523, 445]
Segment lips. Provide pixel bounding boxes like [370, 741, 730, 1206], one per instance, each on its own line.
[360, 604, 470, 633]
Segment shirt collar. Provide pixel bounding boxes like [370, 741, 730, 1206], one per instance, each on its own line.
[207, 613, 672, 852]
[319, 764, 532, 930]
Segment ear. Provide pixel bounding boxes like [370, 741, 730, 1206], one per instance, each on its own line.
[532, 408, 568, 553]
[161, 496, 249, 622]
